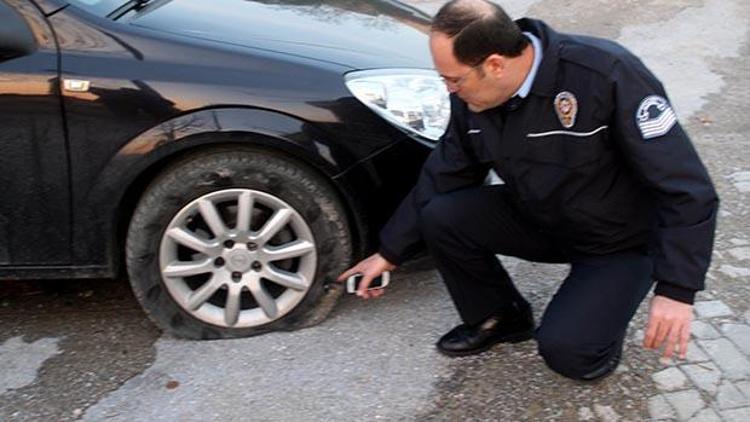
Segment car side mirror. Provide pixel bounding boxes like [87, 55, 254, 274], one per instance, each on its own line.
[0, 1, 37, 61]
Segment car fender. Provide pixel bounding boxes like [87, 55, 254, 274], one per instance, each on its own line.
[74, 106, 363, 271]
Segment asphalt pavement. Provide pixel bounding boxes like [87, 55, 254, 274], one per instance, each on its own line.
[2, 0, 749, 421]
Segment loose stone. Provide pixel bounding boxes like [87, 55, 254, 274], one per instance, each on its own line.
[722, 407, 750, 422]
[652, 367, 688, 391]
[593, 404, 620, 422]
[721, 323, 750, 355]
[694, 301, 733, 318]
[691, 321, 721, 339]
[716, 381, 750, 409]
[681, 362, 721, 394]
[684, 342, 710, 363]
[578, 406, 595, 421]
[648, 395, 675, 420]
[688, 408, 722, 422]
[698, 338, 750, 380]
[664, 390, 705, 420]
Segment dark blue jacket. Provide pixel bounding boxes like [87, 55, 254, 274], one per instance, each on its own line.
[378, 18, 719, 304]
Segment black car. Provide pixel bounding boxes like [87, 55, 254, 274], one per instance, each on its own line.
[0, 0, 449, 338]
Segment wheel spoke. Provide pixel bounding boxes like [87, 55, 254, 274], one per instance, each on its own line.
[235, 191, 254, 232]
[163, 257, 214, 278]
[263, 240, 314, 262]
[198, 199, 228, 238]
[248, 278, 278, 318]
[253, 208, 292, 244]
[162, 188, 317, 329]
[224, 284, 242, 326]
[187, 276, 224, 311]
[263, 266, 308, 291]
[167, 227, 217, 254]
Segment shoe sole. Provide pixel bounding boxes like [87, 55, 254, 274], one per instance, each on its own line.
[436, 329, 534, 358]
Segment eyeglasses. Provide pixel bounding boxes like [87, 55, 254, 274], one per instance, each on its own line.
[439, 59, 487, 88]
[440, 68, 475, 87]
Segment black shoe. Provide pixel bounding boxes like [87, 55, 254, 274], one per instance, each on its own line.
[580, 337, 624, 381]
[436, 304, 534, 357]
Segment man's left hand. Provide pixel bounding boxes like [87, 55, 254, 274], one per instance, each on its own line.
[643, 295, 694, 360]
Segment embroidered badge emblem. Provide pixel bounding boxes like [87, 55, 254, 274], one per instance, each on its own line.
[636, 95, 677, 140]
[554, 91, 578, 128]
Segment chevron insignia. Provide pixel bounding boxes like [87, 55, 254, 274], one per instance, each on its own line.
[636, 95, 677, 140]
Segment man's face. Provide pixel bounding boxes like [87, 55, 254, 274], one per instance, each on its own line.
[429, 32, 510, 113]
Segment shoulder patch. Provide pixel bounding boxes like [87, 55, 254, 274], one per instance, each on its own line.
[636, 95, 677, 140]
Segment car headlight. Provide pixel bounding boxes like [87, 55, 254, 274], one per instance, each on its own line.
[345, 69, 450, 142]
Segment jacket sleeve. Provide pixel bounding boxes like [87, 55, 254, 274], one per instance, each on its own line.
[610, 55, 719, 304]
[378, 98, 491, 265]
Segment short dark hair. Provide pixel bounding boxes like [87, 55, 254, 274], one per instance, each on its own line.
[432, 0, 529, 65]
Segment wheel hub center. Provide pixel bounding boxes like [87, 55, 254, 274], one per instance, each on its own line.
[226, 250, 254, 273]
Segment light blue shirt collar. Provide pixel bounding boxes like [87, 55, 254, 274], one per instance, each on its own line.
[514, 32, 543, 99]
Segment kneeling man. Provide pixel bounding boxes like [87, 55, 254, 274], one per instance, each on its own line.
[339, 0, 718, 381]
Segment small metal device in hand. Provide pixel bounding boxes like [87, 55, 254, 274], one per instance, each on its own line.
[346, 271, 391, 294]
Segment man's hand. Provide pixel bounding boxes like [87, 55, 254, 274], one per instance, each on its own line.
[643, 295, 694, 360]
[337, 253, 396, 299]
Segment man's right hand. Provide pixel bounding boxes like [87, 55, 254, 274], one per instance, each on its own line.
[337, 253, 396, 299]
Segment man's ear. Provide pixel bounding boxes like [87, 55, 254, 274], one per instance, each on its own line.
[484, 54, 506, 78]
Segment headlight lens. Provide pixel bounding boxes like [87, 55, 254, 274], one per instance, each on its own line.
[345, 69, 450, 142]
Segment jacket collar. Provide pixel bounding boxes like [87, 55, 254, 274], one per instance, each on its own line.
[516, 18, 561, 97]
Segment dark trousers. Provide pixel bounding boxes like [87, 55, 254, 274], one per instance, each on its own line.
[418, 185, 654, 380]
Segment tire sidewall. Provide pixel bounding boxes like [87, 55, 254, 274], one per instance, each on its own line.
[126, 148, 350, 339]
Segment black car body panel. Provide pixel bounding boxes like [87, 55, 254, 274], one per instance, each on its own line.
[0, 0, 71, 267]
[0, 0, 434, 279]
[24, 0, 63, 14]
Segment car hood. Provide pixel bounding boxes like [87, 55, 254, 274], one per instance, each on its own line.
[128, 0, 434, 69]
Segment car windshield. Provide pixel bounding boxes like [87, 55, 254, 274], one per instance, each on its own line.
[67, 0, 131, 16]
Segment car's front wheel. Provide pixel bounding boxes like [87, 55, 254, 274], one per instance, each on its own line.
[126, 147, 352, 339]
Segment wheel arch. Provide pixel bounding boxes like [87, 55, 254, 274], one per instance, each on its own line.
[76, 107, 371, 275]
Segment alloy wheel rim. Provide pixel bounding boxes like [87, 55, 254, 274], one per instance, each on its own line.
[159, 189, 317, 328]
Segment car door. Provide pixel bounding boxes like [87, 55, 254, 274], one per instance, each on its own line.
[0, 0, 71, 267]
